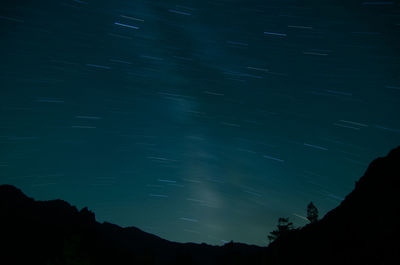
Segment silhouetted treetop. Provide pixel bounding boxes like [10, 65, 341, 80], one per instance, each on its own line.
[268, 217, 294, 243]
[307, 202, 318, 224]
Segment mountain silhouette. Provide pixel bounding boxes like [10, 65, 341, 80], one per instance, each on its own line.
[1, 146, 400, 264]
[0, 185, 265, 265]
[266, 146, 400, 265]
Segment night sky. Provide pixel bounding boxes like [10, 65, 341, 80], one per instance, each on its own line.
[1, 0, 399, 246]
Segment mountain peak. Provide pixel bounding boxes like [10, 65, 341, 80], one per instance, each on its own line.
[0, 184, 31, 206]
[356, 145, 400, 187]
[0, 184, 27, 197]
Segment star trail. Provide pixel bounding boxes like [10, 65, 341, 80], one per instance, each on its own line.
[0, 0, 399, 246]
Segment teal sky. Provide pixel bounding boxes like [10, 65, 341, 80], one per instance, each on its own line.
[1, 0, 399, 246]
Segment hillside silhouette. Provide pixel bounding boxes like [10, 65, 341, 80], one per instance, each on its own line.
[266, 146, 400, 265]
[0, 186, 265, 265]
[1, 146, 400, 264]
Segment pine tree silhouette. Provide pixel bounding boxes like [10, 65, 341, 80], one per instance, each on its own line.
[268, 217, 294, 243]
[307, 202, 318, 224]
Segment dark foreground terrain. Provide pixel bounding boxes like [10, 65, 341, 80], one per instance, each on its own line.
[1, 146, 400, 265]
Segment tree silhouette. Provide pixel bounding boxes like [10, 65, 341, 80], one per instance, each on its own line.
[268, 217, 294, 243]
[307, 202, 318, 224]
